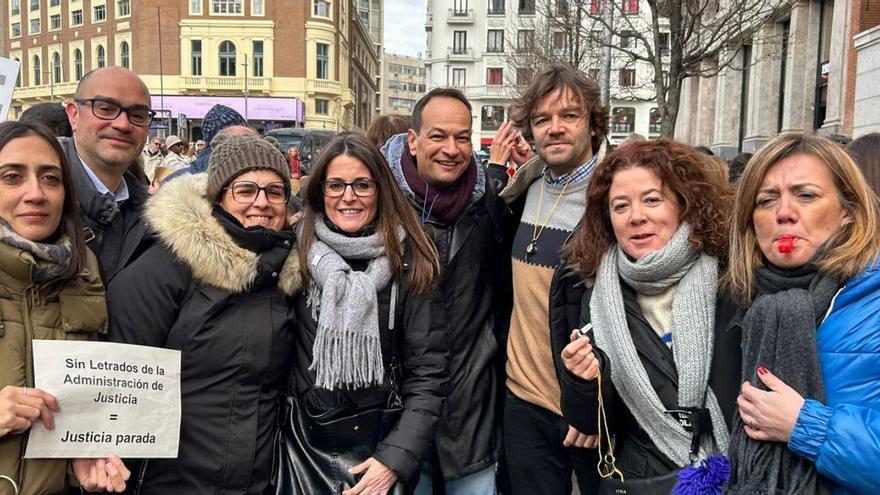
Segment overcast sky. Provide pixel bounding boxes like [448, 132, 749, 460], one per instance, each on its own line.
[383, 0, 428, 57]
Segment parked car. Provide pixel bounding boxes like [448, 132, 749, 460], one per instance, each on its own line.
[264, 128, 336, 175]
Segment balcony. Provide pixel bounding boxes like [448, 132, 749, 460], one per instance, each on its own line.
[447, 47, 475, 61]
[425, 12, 433, 28]
[446, 8, 474, 23]
[463, 85, 509, 100]
[179, 76, 268, 92]
[307, 79, 343, 94]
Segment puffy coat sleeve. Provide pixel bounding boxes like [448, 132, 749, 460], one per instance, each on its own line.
[373, 284, 448, 482]
[789, 398, 880, 493]
[106, 244, 191, 347]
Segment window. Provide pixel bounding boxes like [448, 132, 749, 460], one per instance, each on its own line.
[487, 30, 504, 53]
[29, 18, 40, 34]
[32, 55, 41, 85]
[658, 32, 670, 53]
[516, 67, 533, 86]
[553, 32, 567, 50]
[11, 23, 21, 38]
[590, 0, 602, 14]
[118, 0, 131, 17]
[488, 0, 504, 14]
[213, 0, 242, 13]
[52, 52, 61, 83]
[519, 0, 535, 14]
[315, 99, 329, 115]
[191, 40, 202, 76]
[453, 0, 468, 14]
[29, 0, 38, 11]
[313, 0, 330, 16]
[14, 58, 21, 87]
[556, 0, 568, 16]
[120, 41, 130, 69]
[50, 0, 60, 6]
[389, 97, 416, 109]
[253, 40, 264, 77]
[219, 40, 237, 76]
[612, 107, 636, 133]
[487, 68, 503, 85]
[252, 0, 263, 14]
[649, 107, 662, 133]
[619, 69, 635, 87]
[589, 29, 603, 48]
[517, 30, 534, 52]
[94, 5, 106, 22]
[316, 43, 329, 79]
[50, 14, 61, 30]
[72, 9, 83, 26]
[451, 68, 466, 86]
[453, 31, 467, 54]
[97, 45, 106, 68]
[620, 31, 634, 49]
[11, 0, 20, 15]
[74, 49, 83, 80]
[623, 0, 638, 14]
[191, 0, 203, 14]
[481, 105, 505, 131]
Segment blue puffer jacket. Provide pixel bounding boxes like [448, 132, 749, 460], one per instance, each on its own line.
[789, 261, 880, 494]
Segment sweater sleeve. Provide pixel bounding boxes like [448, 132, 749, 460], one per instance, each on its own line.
[373, 286, 448, 482]
[789, 398, 880, 493]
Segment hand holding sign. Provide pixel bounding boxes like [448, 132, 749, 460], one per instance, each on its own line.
[0, 385, 60, 436]
[73, 456, 131, 493]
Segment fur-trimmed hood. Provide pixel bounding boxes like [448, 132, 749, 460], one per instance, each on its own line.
[144, 173, 301, 295]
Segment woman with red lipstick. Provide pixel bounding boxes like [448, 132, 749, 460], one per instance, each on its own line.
[553, 139, 741, 492]
[0, 121, 129, 493]
[725, 133, 880, 495]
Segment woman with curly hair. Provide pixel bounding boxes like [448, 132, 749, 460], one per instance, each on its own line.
[551, 139, 742, 491]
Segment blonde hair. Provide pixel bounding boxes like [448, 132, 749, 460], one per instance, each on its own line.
[726, 133, 880, 304]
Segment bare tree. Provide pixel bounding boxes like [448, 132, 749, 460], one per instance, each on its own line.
[506, 0, 792, 137]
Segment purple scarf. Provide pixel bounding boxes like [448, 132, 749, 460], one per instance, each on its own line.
[400, 149, 477, 225]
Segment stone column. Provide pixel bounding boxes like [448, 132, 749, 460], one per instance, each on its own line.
[711, 58, 744, 159]
[782, 0, 823, 132]
[674, 76, 696, 143]
[820, 0, 851, 134]
[695, 58, 718, 147]
[742, 23, 784, 153]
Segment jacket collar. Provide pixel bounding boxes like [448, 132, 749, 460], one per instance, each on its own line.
[144, 174, 301, 295]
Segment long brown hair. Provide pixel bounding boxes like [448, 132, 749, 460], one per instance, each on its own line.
[0, 121, 88, 279]
[298, 132, 440, 293]
[568, 139, 734, 278]
[725, 133, 880, 304]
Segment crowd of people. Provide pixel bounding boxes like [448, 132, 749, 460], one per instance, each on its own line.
[0, 62, 878, 495]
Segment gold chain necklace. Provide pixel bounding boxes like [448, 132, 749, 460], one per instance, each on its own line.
[526, 176, 573, 257]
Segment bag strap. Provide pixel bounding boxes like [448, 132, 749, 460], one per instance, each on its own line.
[596, 367, 625, 483]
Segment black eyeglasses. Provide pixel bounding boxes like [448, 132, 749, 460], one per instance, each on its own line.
[74, 98, 156, 127]
[223, 181, 290, 204]
[321, 180, 377, 197]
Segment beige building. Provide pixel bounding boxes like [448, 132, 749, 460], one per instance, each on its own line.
[2, 0, 381, 132]
[381, 51, 425, 115]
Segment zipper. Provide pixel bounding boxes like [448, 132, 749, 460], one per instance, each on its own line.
[133, 459, 149, 495]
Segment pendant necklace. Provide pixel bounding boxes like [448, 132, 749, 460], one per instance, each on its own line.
[526, 175, 573, 257]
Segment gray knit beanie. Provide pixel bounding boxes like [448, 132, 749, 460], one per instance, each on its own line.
[207, 135, 291, 199]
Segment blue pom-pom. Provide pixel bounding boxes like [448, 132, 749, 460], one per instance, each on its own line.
[674, 455, 730, 495]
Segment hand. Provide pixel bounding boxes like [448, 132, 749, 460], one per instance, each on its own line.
[343, 457, 398, 495]
[0, 385, 60, 437]
[738, 367, 805, 443]
[563, 425, 598, 448]
[489, 121, 518, 165]
[509, 134, 531, 165]
[561, 330, 599, 381]
[287, 211, 304, 227]
[73, 456, 131, 492]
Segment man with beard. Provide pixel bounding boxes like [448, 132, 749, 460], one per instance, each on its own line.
[62, 67, 153, 282]
[380, 88, 506, 494]
[495, 64, 609, 494]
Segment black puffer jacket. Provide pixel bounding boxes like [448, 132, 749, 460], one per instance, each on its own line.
[106, 174, 301, 494]
[381, 134, 506, 479]
[286, 241, 448, 484]
[549, 261, 743, 479]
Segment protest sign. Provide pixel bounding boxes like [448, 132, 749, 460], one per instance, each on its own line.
[24, 340, 181, 459]
[0, 57, 20, 122]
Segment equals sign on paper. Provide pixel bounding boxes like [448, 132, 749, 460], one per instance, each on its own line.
[109, 414, 118, 421]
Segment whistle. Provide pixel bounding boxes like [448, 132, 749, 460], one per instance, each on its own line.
[778, 236, 795, 254]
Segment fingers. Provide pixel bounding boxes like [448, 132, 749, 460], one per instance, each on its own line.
[562, 425, 578, 447]
[583, 435, 599, 449]
[756, 367, 787, 393]
[27, 388, 60, 412]
[342, 477, 366, 495]
[561, 336, 591, 359]
[348, 458, 371, 475]
[105, 457, 128, 492]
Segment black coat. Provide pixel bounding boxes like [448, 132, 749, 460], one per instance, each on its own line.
[286, 255, 448, 484]
[106, 174, 302, 495]
[549, 264, 743, 479]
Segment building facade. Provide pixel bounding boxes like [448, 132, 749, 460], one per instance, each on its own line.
[2, 0, 382, 134]
[424, 0, 665, 149]
[381, 51, 425, 115]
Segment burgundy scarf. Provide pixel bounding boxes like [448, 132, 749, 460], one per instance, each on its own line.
[400, 149, 477, 225]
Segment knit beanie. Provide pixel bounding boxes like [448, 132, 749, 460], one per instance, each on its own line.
[207, 135, 291, 199]
[201, 104, 247, 144]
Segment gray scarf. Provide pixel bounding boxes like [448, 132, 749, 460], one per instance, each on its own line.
[590, 223, 730, 467]
[306, 215, 404, 390]
[726, 262, 837, 495]
[0, 217, 73, 283]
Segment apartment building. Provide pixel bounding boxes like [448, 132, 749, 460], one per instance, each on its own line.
[3, 0, 382, 133]
[424, 0, 664, 149]
[381, 51, 425, 115]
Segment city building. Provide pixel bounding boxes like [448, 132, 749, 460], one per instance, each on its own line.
[2, 0, 383, 135]
[424, 0, 664, 149]
[381, 51, 425, 115]
[675, 0, 880, 156]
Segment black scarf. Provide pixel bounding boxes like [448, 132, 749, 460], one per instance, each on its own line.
[726, 261, 839, 495]
[211, 206, 295, 288]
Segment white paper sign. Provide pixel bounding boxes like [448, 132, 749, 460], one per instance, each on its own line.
[24, 340, 181, 459]
[0, 57, 19, 122]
